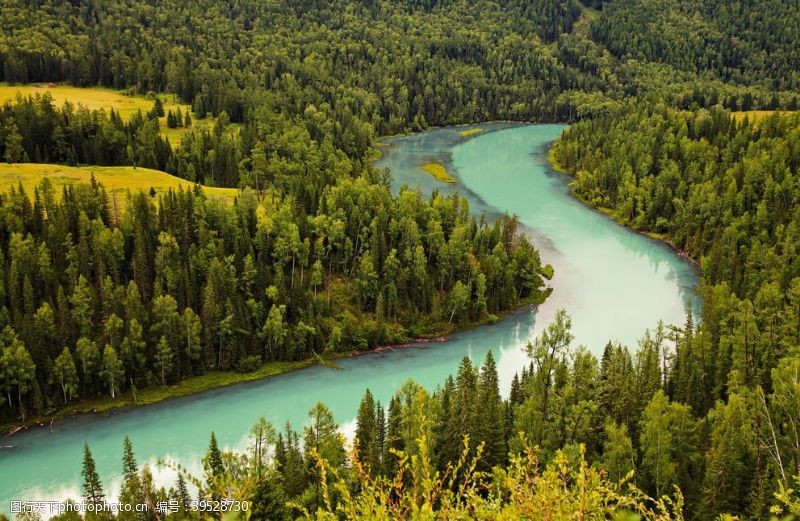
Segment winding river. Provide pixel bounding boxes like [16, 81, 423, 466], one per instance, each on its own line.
[0, 123, 700, 514]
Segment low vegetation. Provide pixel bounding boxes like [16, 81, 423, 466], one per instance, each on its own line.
[0, 163, 238, 203]
[0, 84, 186, 120]
[420, 161, 456, 184]
[730, 110, 796, 122]
[0, 83, 203, 144]
[458, 128, 484, 138]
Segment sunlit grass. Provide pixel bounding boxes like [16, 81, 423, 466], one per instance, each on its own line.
[458, 128, 484, 137]
[0, 83, 205, 144]
[731, 110, 796, 122]
[421, 161, 456, 183]
[0, 163, 239, 204]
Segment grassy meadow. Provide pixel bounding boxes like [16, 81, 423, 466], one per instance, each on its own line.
[0, 83, 202, 144]
[0, 163, 239, 203]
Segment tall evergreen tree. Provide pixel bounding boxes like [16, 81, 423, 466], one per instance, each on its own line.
[81, 443, 104, 505]
[355, 389, 379, 475]
[476, 351, 506, 470]
[204, 432, 224, 479]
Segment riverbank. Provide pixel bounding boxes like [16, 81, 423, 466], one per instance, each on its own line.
[2, 359, 314, 436]
[1, 287, 551, 437]
[547, 146, 700, 267]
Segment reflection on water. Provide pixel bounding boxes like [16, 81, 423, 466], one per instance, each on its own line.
[0, 123, 699, 516]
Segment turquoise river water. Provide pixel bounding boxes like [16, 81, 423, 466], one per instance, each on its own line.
[0, 123, 700, 514]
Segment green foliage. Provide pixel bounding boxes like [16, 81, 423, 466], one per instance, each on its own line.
[99, 345, 124, 399]
[0, 171, 545, 424]
[52, 346, 78, 404]
[592, 0, 800, 91]
[553, 104, 800, 518]
[81, 443, 104, 506]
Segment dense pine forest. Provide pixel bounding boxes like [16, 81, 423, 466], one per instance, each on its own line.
[1, 0, 800, 519]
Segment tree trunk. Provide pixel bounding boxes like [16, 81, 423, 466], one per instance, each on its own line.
[18, 387, 25, 422]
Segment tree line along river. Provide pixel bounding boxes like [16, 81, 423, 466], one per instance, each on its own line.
[0, 123, 700, 514]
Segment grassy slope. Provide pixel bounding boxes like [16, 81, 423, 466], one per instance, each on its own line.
[0, 83, 204, 144]
[0, 163, 239, 203]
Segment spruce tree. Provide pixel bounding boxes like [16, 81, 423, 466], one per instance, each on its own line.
[435, 375, 456, 470]
[355, 389, 378, 474]
[81, 443, 104, 505]
[384, 395, 403, 477]
[278, 425, 307, 498]
[375, 401, 386, 474]
[122, 436, 138, 482]
[476, 351, 506, 470]
[450, 357, 478, 457]
[250, 475, 288, 520]
[119, 436, 142, 519]
[176, 473, 191, 511]
[205, 432, 224, 478]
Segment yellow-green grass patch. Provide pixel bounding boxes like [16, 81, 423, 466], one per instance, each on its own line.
[0, 163, 238, 204]
[0, 83, 204, 144]
[421, 161, 456, 184]
[159, 116, 217, 145]
[459, 128, 484, 138]
[731, 110, 796, 122]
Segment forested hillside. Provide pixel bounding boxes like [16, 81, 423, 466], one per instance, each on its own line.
[2, 0, 800, 519]
[53, 322, 800, 520]
[592, 0, 800, 90]
[0, 174, 545, 422]
[552, 106, 800, 518]
[3, 0, 798, 189]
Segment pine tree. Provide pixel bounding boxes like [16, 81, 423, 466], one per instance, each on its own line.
[250, 474, 288, 520]
[122, 436, 138, 482]
[375, 401, 386, 474]
[119, 436, 142, 518]
[699, 392, 756, 517]
[249, 417, 275, 478]
[81, 443, 104, 505]
[384, 395, 403, 477]
[355, 389, 379, 474]
[278, 423, 307, 498]
[450, 357, 478, 455]
[176, 473, 191, 511]
[4, 121, 24, 163]
[435, 375, 456, 471]
[150, 98, 165, 118]
[205, 432, 224, 479]
[476, 351, 506, 470]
